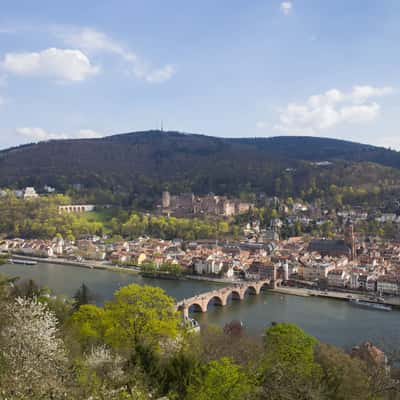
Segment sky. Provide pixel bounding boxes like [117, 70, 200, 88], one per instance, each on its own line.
[0, 0, 400, 150]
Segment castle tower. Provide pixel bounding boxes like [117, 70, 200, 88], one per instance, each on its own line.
[162, 191, 171, 209]
[344, 220, 356, 260]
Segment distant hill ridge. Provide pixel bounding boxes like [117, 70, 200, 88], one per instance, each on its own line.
[1, 130, 400, 201]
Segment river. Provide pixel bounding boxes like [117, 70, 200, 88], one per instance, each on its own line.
[1, 262, 400, 349]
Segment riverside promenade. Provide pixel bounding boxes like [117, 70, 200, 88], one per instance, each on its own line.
[271, 286, 400, 308]
[4, 254, 242, 284]
[6, 254, 140, 274]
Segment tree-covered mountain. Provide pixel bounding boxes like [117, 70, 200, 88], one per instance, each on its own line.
[1, 130, 400, 206]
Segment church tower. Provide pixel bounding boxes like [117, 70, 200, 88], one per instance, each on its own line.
[344, 220, 356, 260]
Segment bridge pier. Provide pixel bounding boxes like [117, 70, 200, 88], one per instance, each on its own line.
[182, 305, 189, 319]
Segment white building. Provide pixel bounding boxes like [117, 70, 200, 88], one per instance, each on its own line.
[23, 187, 39, 199]
[377, 276, 400, 295]
[52, 237, 64, 255]
[44, 185, 56, 193]
[302, 262, 336, 281]
[58, 204, 95, 213]
[223, 264, 235, 279]
[350, 272, 361, 289]
[376, 214, 400, 223]
[327, 269, 350, 288]
[193, 258, 207, 275]
[193, 255, 224, 275]
[206, 255, 224, 275]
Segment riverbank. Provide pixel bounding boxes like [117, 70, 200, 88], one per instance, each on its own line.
[271, 286, 400, 309]
[185, 274, 240, 285]
[7, 254, 141, 275]
[5, 254, 237, 285]
[270, 287, 311, 297]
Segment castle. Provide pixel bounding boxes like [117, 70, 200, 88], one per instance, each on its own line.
[161, 191, 252, 217]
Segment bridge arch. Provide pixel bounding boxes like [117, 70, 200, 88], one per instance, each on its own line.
[230, 290, 243, 301]
[188, 302, 206, 313]
[207, 295, 225, 309]
[260, 281, 271, 291]
[223, 289, 244, 304]
[244, 285, 259, 296]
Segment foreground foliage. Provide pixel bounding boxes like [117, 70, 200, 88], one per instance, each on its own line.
[0, 277, 399, 400]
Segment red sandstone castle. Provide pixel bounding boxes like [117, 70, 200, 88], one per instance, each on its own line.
[161, 191, 253, 217]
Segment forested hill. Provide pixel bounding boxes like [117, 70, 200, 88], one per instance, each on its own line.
[1, 130, 400, 204]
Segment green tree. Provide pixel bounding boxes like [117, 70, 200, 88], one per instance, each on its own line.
[72, 283, 94, 311]
[158, 350, 201, 399]
[103, 284, 179, 350]
[69, 304, 106, 350]
[70, 284, 179, 352]
[259, 323, 321, 399]
[11, 279, 48, 299]
[186, 357, 253, 400]
[314, 343, 373, 400]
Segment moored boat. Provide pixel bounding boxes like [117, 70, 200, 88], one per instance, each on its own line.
[9, 259, 37, 266]
[349, 298, 392, 311]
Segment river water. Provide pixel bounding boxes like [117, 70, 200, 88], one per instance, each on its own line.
[1, 262, 400, 349]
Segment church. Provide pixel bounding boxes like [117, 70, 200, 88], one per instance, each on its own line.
[308, 221, 357, 260]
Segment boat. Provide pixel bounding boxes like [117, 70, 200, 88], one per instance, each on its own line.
[9, 259, 37, 266]
[181, 316, 201, 333]
[140, 271, 184, 280]
[349, 298, 392, 311]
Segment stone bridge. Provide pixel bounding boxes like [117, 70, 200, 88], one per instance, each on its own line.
[177, 280, 273, 318]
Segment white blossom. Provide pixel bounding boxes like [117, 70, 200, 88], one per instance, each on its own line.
[84, 345, 125, 382]
[0, 297, 68, 399]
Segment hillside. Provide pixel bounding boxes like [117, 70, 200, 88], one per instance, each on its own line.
[1, 130, 400, 205]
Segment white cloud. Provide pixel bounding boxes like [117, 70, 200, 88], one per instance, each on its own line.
[373, 135, 400, 150]
[2, 48, 99, 82]
[60, 27, 125, 55]
[17, 127, 102, 141]
[274, 85, 395, 134]
[56, 27, 175, 83]
[17, 127, 68, 141]
[133, 64, 176, 83]
[351, 85, 394, 104]
[339, 103, 380, 123]
[76, 129, 102, 139]
[280, 2, 293, 15]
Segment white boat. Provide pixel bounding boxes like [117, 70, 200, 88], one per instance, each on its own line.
[349, 298, 392, 311]
[9, 259, 37, 266]
[182, 316, 201, 333]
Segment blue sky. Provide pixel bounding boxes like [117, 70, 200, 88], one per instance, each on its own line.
[0, 0, 400, 149]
